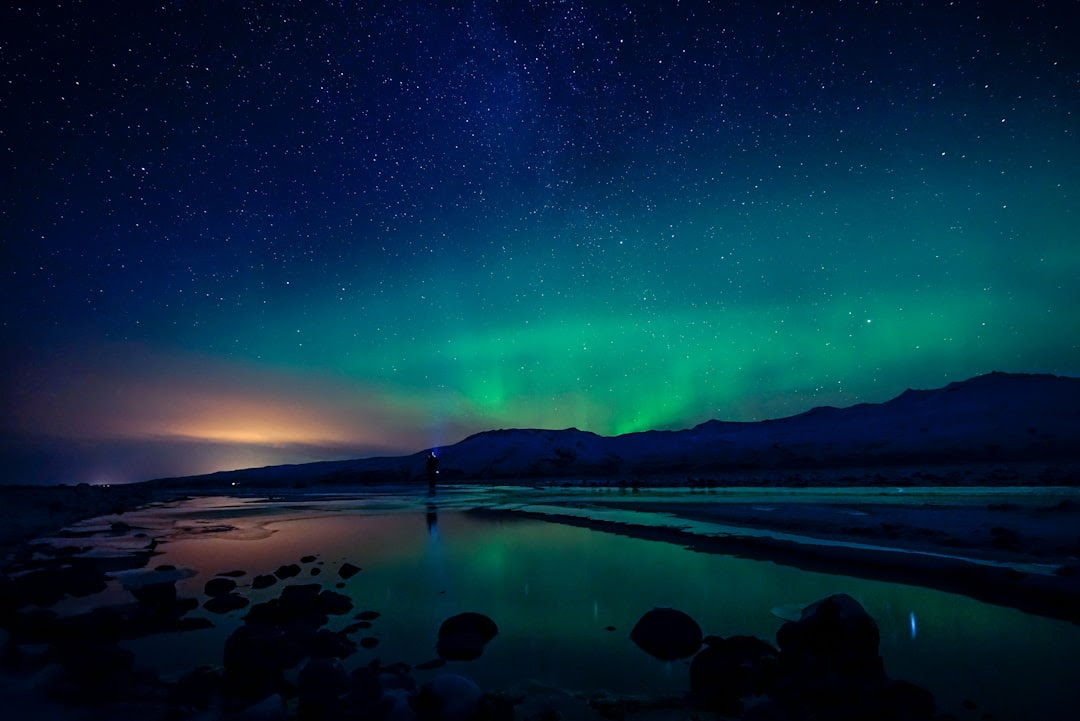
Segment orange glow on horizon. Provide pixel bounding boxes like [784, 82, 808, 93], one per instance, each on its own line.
[5, 343, 445, 455]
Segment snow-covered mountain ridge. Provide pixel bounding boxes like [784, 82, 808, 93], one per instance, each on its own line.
[156, 372, 1080, 487]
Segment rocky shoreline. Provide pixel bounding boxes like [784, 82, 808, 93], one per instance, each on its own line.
[0, 539, 959, 721]
[2, 483, 1076, 719]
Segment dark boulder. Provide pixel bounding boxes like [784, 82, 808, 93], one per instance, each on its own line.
[338, 562, 361, 579]
[412, 674, 484, 721]
[130, 580, 178, 611]
[298, 656, 348, 719]
[50, 639, 143, 705]
[222, 624, 289, 703]
[275, 564, 302, 579]
[776, 593, 882, 677]
[0, 572, 18, 617]
[253, 574, 277, 590]
[300, 555, 318, 564]
[317, 589, 353, 615]
[205, 577, 237, 597]
[630, 607, 703, 660]
[169, 666, 222, 711]
[9, 608, 60, 645]
[273, 584, 331, 627]
[690, 635, 779, 712]
[355, 610, 380, 621]
[246, 588, 331, 633]
[437, 612, 499, 661]
[312, 628, 357, 658]
[204, 593, 250, 614]
[14, 561, 108, 606]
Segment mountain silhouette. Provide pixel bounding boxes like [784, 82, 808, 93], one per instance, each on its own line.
[153, 372, 1080, 488]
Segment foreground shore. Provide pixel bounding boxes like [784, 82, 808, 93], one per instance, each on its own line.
[3, 479, 1078, 625]
[1, 481, 1078, 720]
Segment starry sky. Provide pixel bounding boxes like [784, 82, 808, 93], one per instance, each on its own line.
[2, 1, 1077, 485]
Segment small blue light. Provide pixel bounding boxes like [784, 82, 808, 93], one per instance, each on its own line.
[909, 611, 917, 639]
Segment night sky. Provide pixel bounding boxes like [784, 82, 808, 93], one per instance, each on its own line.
[2, 1, 1077, 485]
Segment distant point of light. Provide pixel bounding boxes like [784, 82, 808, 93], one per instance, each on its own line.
[909, 611, 917, 639]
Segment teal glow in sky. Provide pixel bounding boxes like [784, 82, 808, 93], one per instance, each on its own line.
[2, 2, 1077, 484]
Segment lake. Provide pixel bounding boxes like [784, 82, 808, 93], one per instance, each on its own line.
[47, 487, 1080, 720]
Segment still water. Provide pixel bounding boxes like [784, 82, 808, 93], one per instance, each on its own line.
[60, 491, 1078, 720]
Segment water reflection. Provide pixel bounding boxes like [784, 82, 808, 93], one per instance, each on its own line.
[93, 496, 1080, 721]
[426, 502, 438, 535]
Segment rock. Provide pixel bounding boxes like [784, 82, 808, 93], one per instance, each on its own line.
[742, 695, 795, 721]
[317, 589, 353, 615]
[9, 608, 59, 645]
[301, 555, 318, 563]
[109, 520, 134, 535]
[205, 577, 238, 597]
[238, 692, 288, 721]
[312, 628, 357, 658]
[54, 639, 135, 703]
[205, 593, 251, 614]
[14, 561, 108, 606]
[345, 621, 372, 633]
[630, 607, 703, 660]
[384, 688, 420, 721]
[253, 574, 277, 590]
[776, 593, 882, 676]
[169, 666, 222, 711]
[437, 612, 499, 661]
[689, 635, 779, 712]
[276, 583, 326, 624]
[219, 569, 247, 578]
[223, 624, 289, 703]
[356, 610, 380, 620]
[5, 641, 51, 673]
[130, 580, 177, 610]
[275, 563, 301, 579]
[310, 567, 321, 576]
[412, 674, 483, 721]
[360, 636, 379, 649]
[343, 662, 404, 720]
[338, 562, 362, 579]
[298, 656, 347, 717]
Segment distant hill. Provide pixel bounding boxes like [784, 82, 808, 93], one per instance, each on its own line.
[152, 372, 1080, 488]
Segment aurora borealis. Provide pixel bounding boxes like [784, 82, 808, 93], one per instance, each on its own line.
[2, 2, 1077, 484]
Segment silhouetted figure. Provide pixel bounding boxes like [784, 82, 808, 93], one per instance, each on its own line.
[426, 502, 438, 534]
[426, 450, 439, 493]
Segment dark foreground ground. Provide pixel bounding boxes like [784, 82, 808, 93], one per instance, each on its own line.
[1, 476, 1078, 720]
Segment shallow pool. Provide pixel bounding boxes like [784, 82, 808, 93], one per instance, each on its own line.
[50, 490, 1080, 720]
